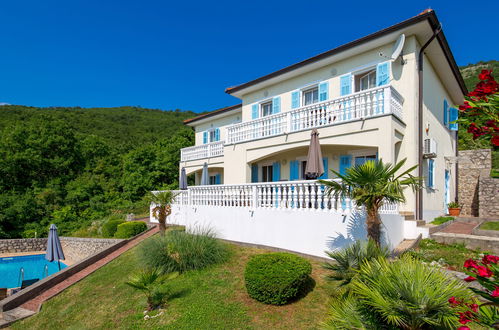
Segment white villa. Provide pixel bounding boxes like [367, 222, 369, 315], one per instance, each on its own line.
[153, 10, 466, 257]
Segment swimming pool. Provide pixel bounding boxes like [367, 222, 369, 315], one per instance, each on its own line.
[0, 254, 67, 289]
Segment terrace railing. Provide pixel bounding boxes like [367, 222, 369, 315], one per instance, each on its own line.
[226, 85, 403, 144]
[168, 179, 398, 214]
[180, 141, 224, 162]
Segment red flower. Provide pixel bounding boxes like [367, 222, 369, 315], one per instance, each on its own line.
[459, 101, 472, 111]
[448, 296, 460, 305]
[464, 276, 477, 282]
[478, 69, 493, 81]
[476, 265, 493, 278]
[493, 135, 499, 147]
[482, 254, 499, 265]
[492, 287, 499, 298]
[458, 311, 473, 324]
[468, 303, 479, 313]
[463, 259, 479, 269]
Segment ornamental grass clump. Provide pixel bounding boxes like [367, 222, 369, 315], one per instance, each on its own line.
[324, 255, 471, 329]
[244, 252, 312, 305]
[138, 226, 229, 273]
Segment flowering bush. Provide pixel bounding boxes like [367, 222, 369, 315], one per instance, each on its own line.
[449, 254, 499, 328]
[458, 70, 499, 147]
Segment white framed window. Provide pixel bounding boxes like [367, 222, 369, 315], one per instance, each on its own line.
[354, 69, 376, 92]
[261, 101, 273, 117]
[303, 87, 319, 106]
[203, 128, 220, 144]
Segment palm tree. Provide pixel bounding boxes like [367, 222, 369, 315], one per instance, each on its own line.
[319, 158, 421, 245]
[149, 190, 178, 235]
[125, 268, 178, 310]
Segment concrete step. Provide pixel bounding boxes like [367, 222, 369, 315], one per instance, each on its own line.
[400, 211, 415, 220]
[0, 307, 35, 328]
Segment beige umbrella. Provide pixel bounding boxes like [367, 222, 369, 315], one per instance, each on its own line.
[305, 128, 324, 179]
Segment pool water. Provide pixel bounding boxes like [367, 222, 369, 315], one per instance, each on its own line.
[0, 254, 67, 289]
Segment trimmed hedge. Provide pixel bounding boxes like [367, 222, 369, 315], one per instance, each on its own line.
[114, 221, 147, 239]
[244, 252, 312, 305]
[102, 219, 125, 238]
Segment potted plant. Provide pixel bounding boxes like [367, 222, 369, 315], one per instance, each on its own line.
[448, 201, 461, 216]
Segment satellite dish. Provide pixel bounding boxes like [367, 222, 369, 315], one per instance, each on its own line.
[391, 34, 405, 61]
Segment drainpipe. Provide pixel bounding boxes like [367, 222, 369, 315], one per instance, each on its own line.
[416, 23, 442, 220]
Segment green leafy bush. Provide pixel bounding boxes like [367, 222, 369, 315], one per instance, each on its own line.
[244, 252, 312, 305]
[138, 227, 229, 273]
[102, 219, 125, 238]
[324, 239, 389, 286]
[114, 221, 147, 239]
[324, 255, 471, 329]
[431, 216, 455, 225]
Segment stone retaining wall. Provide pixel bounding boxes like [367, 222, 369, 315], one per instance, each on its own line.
[458, 149, 493, 217]
[59, 237, 124, 262]
[0, 237, 123, 263]
[479, 175, 499, 218]
[0, 239, 47, 254]
[431, 232, 499, 253]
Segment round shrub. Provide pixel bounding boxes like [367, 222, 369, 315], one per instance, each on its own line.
[102, 219, 125, 238]
[114, 221, 147, 239]
[244, 252, 312, 305]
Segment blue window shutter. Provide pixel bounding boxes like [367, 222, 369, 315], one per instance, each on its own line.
[354, 157, 365, 167]
[291, 91, 300, 109]
[449, 107, 458, 131]
[251, 104, 259, 119]
[290, 160, 299, 180]
[319, 81, 329, 101]
[215, 174, 221, 184]
[319, 157, 328, 179]
[251, 164, 258, 183]
[203, 131, 208, 144]
[272, 97, 281, 114]
[215, 128, 220, 141]
[428, 159, 434, 188]
[340, 74, 351, 96]
[339, 155, 352, 175]
[376, 62, 390, 86]
[443, 99, 449, 126]
[272, 162, 281, 181]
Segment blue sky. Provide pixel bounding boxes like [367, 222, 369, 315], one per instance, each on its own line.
[0, 0, 497, 112]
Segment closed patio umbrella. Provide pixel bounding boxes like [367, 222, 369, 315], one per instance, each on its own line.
[45, 224, 65, 271]
[305, 128, 324, 179]
[179, 167, 188, 190]
[200, 162, 209, 185]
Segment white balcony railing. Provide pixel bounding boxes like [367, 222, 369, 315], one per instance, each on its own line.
[226, 85, 403, 144]
[168, 179, 398, 214]
[180, 141, 224, 162]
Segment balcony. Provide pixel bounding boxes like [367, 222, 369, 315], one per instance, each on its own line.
[226, 85, 403, 144]
[168, 179, 398, 214]
[180, 141, 224, 162]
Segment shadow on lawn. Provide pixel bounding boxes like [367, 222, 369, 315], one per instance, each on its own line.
[288, 275, 316, 304]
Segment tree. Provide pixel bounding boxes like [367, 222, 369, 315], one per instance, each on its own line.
[319, 158, 421, 245]
[149, 190, 178, 235]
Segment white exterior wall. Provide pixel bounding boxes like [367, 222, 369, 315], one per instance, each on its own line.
[156, 205, 406, 258]
[193, 112, 241, 145]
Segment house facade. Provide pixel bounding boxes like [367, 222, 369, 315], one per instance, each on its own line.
[154, 10, 466, 257]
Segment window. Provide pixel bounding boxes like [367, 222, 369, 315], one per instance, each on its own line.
[203, 128, 220, 144]
[209, 130, 217, 143]
[303, 87, 319, 106]
[261, 101, 273, 117]
[300, 160, 307, 179]
[357, 70, 376, 92]
[209, 175, 217, 185]
[262, 165, 273, 182]
[354, 154, 376, 166]
[427, 159, 435, 189]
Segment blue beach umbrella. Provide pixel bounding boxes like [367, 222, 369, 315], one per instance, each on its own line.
[45, 224, 65, 270]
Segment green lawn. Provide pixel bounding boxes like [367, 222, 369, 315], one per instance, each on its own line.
[12, 238, 337, 329]
[430, 216, 454, 225]
[406, 239, 487, 272]
[480, 221, 499, 231]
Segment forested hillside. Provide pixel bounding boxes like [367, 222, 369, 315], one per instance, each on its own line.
[0, 105, 196, 238]
[460, 60, 499, 91]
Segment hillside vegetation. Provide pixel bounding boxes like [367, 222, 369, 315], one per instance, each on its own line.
[0, 105, 195, 238]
